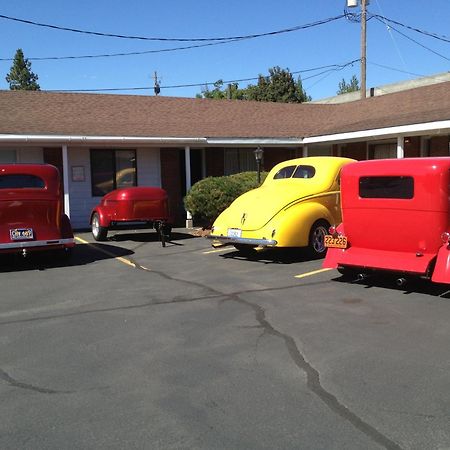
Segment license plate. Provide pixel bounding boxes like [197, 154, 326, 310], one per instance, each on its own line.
[227, 228, 242, 238]
[10, 228, 34, 241]
[324, 234, 347, 249]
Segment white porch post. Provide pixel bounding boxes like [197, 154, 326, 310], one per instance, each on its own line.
[302, 145, 308, 158]
[397, 136, 405, 159]
[185, 146, 193, 228]
[62, 145, 70, 217]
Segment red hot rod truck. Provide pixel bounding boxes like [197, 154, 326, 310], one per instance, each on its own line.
[323, 157, 450, 285]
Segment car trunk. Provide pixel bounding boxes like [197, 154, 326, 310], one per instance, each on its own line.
[0, 194, 61, 243]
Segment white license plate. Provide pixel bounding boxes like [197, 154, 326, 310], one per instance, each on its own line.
[227, 228, 242, 238]
[10, 228, 34, 241]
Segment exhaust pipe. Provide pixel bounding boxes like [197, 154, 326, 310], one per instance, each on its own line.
[396, 277, 407, 287]
[356, 273, 366, 281]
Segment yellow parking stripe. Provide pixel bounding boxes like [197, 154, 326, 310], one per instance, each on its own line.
[294, 268, 332, 279]
[75, 236, 138, 268]
[202, 247, 231, 254]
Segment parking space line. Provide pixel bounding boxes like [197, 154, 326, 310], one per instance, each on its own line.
[202, 247, 232, 254]
[75, 236, 137, 268]
[294, 268, 332, 279]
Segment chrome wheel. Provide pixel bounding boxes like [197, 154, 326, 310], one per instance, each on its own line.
[308, 220, 329, 258]
[91, 213, 108, 241]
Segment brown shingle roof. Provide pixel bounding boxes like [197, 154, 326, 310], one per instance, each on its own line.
[0, 80, 449, 139]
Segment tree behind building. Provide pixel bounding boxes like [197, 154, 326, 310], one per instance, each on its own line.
[337, 75, 360, 95]
[6, 49, 40, 91]
[197, 66, 311, 103]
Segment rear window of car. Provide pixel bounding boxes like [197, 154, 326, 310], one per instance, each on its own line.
[359, 176, 414, 199]
[292, 165, 316, 179]
[273, 166, 296, 179]
[273, 165, 316, 180]
[0, 174, 45, 189]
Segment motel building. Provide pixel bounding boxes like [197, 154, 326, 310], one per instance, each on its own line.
[0, 77, 449, 229]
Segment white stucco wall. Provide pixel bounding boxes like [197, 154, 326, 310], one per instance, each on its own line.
[67, 147, 161, 229]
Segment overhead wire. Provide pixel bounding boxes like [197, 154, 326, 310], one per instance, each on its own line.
[0, 39, 244, 61]
[43, 59, 360, 93]
[0, 13, 346, 42]
[372, 17, 450, 63]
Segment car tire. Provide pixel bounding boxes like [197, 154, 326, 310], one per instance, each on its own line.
[91, 213, 108, 241]
[307, 220, 329, 258]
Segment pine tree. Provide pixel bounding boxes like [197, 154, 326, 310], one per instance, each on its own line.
[6, 49, 40, 91]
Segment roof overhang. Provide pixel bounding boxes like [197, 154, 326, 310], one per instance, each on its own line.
[0, 134, 208, 145]
[303, 120, 450, 145]
[205, 137, 304, 147]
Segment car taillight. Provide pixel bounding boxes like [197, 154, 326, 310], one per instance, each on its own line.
[441, 232, 450, 244]
[328, 226, 337, 235]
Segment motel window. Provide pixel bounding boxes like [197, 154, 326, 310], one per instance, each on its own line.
[90, 149, 137, 197]
[224, 149, 257, 175]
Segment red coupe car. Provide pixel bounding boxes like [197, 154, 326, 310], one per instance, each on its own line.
[0, 164, 75, 257]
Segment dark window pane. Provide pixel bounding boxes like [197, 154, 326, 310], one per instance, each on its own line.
[91, 150, 114, 196]
[274, 166, 296, 179]
[359, 176, 414, 199]
[115, 150, 136, 189]
[293, 165, 316, 179]
[0, 174, 45, 189]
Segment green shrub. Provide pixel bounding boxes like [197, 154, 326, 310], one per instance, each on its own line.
[184, 171, 268, 226]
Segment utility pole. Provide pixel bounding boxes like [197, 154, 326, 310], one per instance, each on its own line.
[360, 0, 367, 99]
[347, 0, 367, 99]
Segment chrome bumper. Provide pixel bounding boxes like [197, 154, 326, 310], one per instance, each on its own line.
[0, 238, 75, 250]
[207, 234, 277, 247]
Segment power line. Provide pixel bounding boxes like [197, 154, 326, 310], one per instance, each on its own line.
[370, 13, 450, 44]
[0, 12, 345, 42]
[43, 60, 359, 93]
[372, 17, 450, 63]
[0, 39, 244, 61]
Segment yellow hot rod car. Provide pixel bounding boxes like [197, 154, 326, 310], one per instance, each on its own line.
[208, 156, 355, 257]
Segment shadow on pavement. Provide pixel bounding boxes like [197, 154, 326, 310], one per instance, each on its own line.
[108, 230, 197, 245]
[0, 243, 134, 273]
[220, 247, 320, 264]
[332, 272, 450, 298]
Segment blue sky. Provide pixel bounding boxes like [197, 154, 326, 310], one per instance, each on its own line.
[0, 0, 449, 100]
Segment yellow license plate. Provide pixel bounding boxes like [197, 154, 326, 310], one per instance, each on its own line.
[324, 234, 348, 249]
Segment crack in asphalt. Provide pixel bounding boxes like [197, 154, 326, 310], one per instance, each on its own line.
[1, 255, 402, 449]
[228, 294, 403, 450]
[0, 368, 72, 394]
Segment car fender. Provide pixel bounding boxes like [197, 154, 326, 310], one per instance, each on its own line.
[271, 201, 335, 247]
[321, 223, 346, 269]
[61, 214, 74, 239]
[90, 207, 110, 228]
[431, 244, 450, 284]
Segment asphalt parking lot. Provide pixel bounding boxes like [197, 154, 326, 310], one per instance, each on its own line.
[0, 228, 449, 450]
